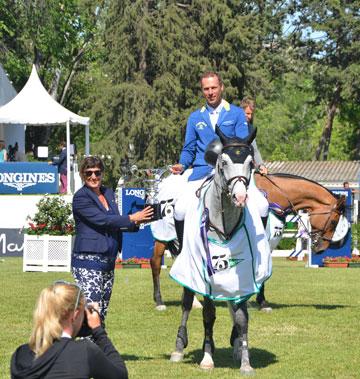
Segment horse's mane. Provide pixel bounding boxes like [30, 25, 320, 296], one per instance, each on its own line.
[267, 172, 338, 198]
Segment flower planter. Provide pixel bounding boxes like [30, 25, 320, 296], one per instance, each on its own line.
[23, 234, 73, 272]
[122, 263, 142, 269]
[323, 262, 348, 268]
[348, 262, 360, 268]
[115, 262, 151, 269]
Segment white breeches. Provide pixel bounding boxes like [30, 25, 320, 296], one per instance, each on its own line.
[247, 175, 269, 218]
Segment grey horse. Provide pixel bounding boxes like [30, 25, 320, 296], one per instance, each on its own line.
[170, 126, 271, 374]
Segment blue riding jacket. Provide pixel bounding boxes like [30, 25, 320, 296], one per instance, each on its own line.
[179, 100, 248, 181]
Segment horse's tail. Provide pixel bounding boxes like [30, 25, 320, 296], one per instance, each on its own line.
[168, 239, 180, 258]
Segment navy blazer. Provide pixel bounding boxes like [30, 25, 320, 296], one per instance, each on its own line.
[53, 148, 67, 175]
[72, 185, 137, 255]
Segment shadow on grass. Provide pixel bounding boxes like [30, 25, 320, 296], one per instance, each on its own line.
[163, 300, 347, 311]
[248, 301, 347, 310]
[121, 354, 153, 361]
[162, 347, 277, 369]
[163, 300, 230, 308]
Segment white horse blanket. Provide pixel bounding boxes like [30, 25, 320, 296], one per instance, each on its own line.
[150, 170, 271, 242]
[150, 170, 192, 242]
[169, 184, 272, 302]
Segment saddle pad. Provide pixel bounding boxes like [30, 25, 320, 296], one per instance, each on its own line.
[170, 192, 272, 302]
[150, 172, 191, 241]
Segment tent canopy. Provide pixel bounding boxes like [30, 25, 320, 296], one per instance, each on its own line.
[0, 65, 89, 126]
[0, 65, 90, 193]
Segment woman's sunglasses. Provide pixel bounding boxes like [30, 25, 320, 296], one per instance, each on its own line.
[84, 170, 102, 179]
[53, 280, 82, 310]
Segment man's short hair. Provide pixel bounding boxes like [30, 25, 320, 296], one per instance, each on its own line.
[200, 71, 223, 86]
[240, 97, 256, 110]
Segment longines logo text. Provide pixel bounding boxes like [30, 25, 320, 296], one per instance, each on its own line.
[0, 172, 56, 191]
[125, 189, 145, 199]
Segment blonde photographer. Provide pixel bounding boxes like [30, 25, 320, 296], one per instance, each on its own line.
[11, 281, 128, 379]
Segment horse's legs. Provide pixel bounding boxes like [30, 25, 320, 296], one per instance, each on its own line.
[151, 240, 166, 311]
[170, 287, 194, 362]
[256, 284, 272, 312]
[231, 301, 254, 374]
[200, 297, 216, 370]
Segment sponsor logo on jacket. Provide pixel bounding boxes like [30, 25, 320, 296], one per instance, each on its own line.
[196, 121, 207, 130]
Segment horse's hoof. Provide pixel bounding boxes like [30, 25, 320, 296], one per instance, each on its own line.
[155, 304, 167, 311]
[200, 352, 214, 370]
[192, 296, 203, 309]
[258, 301, 272, 313]
[260, 306, 272, 313]
[240, 365, 255, 376]
[170, 351, 184, 362]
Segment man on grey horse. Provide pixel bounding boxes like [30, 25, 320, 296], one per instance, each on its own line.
[170, 71, 268, 240]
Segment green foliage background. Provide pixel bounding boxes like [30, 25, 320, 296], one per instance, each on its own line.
[1, 0, 359, 187]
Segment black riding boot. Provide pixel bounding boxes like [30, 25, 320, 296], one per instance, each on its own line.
[174, 219, 184, 254]
[261, 216, 268, 229]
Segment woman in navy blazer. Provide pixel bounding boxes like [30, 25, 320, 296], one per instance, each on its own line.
[72, 156, 153, 321]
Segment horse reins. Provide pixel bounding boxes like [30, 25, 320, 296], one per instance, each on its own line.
[262, 174, 341, 245]
[222, 143, 252, 191]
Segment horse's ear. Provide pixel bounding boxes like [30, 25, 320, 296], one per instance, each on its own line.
[215, 125, 229, 145]
[245, 127, 257, 145]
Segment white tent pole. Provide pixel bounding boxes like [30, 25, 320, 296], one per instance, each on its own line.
[66, 119, 71, 194]
[85, 124, 90, 155]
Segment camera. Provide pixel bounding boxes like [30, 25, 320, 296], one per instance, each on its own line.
[147, 203, 163, 221]
[77, 305, 103, 337]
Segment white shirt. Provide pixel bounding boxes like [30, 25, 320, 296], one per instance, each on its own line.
[207, 100, 225, 129]
[61, 331, 72, 339]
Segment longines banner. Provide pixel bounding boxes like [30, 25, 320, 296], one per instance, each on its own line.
[0, 229, 23, 257]
[0, 162, 58, 194]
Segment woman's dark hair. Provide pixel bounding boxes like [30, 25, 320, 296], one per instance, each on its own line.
[80, 156, 105, 181]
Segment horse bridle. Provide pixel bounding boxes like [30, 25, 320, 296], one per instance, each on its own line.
[219, 143, 252, 194]
[263, 174, 342, 248]
[196, 143, 253, 241]
[307, 205, 342, 245]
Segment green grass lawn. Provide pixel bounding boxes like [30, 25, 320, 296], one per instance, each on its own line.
[1, 257, 360, 378]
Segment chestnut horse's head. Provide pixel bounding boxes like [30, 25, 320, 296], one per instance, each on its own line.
[310, 195, 348, 253]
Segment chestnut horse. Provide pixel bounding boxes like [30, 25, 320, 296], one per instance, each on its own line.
[150, 172, 346, 311]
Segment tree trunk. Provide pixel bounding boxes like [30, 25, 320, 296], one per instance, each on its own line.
[59, 47, 85, 105]
[49, 67, 62, 100]
[315, 85, 341, 161]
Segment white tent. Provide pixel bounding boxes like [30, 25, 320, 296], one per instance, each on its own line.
[0, 65, 90, 192]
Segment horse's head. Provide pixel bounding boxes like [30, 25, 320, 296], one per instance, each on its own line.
[205, 126, 256, 208]
[310, 195, 349, 253]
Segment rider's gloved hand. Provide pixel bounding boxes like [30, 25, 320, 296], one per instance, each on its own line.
[170, 164, 184, 175]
